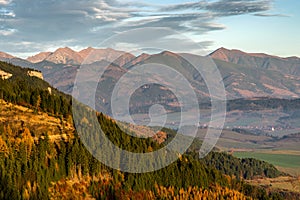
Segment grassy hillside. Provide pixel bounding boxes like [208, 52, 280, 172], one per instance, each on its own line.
[0, 99, 73, 140]
[0, 60, 299, 199]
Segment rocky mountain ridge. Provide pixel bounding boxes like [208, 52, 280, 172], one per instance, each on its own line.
[0, 47, 299, 101]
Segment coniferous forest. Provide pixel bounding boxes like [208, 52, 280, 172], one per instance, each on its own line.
[1, 61, 300, 199]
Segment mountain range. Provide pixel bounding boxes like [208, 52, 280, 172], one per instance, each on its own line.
[1, 47, 300, 146]
[210, 47, 300, 76]
[1, 47, 300, 114]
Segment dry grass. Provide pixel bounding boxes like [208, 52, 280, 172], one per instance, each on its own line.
[247, 176, 300, 193]
[0, 100, 74, 140]
[277, 167, 300, 177]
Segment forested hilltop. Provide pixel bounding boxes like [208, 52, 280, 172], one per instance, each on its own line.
[0, 61, 299, 199]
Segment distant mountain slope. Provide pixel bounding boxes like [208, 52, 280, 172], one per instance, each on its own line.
[78, 47, 135, 66]
[125, 50, 300, 99]
[1, 47, 300, 106]
[213, 59, 300, 99]
[0, 51, 14, 59]
[0, 55, 35, 69]
[27, 52, 52, 63]
[44, 47, 84, 65]
[26, 47, 135, 66]
[210, 47, 300, 76]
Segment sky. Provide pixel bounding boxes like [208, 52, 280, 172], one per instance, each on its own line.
[0, 0, 299, 58]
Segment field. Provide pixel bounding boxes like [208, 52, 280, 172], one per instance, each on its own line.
[234, 151, 300, 176]
[199, 127, 300, 177]
[234, 151, 300, 193]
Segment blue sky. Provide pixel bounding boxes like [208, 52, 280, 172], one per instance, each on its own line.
[0, 0, 299, 58]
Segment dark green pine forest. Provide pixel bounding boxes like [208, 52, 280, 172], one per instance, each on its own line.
[0, 61, 299, 199]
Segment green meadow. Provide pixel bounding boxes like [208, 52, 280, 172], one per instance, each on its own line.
[234, 152, 300, 169]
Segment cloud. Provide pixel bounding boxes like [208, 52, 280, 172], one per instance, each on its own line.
[207, 0, 272, 16]
[0, 0, 11, 5]
[0, 0, 279, 56]
[2, 0, 130, 42]
[254, 13, 290, 17]
[160, 2, 206, 11]
[98, 27, 212, 56]
[161, 0, 272, 16]
[0, 28, 16, 36]
[106, 12, 225, 39]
